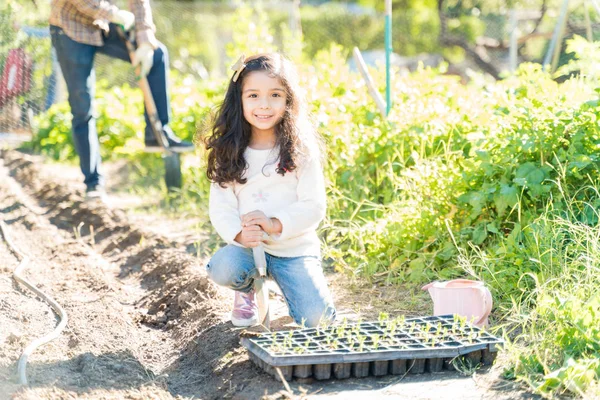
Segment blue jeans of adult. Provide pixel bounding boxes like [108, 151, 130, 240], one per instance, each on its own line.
[50, 23, 173, 189]
[207, 245, 336, 328]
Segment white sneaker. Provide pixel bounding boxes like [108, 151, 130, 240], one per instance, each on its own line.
[85, 186, 107, 203]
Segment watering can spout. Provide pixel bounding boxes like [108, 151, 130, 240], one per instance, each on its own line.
[422, 279, 492, 327]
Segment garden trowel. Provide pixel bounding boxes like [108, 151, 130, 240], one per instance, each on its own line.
[252, 244, 270, 330]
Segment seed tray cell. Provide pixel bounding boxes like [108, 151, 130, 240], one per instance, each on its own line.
[241, 315, 503, 380]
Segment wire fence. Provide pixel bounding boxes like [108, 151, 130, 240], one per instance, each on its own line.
[1, 1, 598, 139]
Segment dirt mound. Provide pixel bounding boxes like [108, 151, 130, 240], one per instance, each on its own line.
[0, 150, 286, 399]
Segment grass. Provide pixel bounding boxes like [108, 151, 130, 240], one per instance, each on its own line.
[460, 184, 600, 398]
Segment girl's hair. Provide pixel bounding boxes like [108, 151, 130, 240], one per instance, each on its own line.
[204, 53, 319, 186]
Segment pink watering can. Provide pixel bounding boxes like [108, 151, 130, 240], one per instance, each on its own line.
[421, 279, 493, 327]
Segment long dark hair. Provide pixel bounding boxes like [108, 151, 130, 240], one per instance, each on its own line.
[204, 53, 316, 187]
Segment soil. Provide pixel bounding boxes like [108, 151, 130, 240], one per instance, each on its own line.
[0, 148, 539, 400]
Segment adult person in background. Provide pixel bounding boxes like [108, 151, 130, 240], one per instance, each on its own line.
[49, 0, 193, 201]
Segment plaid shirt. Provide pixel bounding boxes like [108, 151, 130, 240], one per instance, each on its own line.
[49, 0, 159, 48]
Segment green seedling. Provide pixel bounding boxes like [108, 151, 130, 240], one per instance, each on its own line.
[387, 321, 397, 335]
[351, 322, 362, 337]
[318, 318, 330, 332]
[372, 334, 381, 350]
[378, 312, 389, 328]
[397, 315, 406, 327]
[269, 342, 283, 353]
[423, 323, 432, 338]
[386, 316, 400, 335]
[442, 327, 449, 339]
[357, 335, 367, 352]
[408, 321, 416, 334]
[336, 324, 347, 339]
[338, 317, 348, 336]
[282, 331, 294, 350]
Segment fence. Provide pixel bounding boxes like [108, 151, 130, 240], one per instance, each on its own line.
[0, 0, 598, 139]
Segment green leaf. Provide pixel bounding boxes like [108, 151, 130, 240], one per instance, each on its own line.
[494, 184, 519, 216]
[569, 154, 592, 170]
[459, 190, 486, 218]
[515, 162, 545, 185]
[486, 222, 500, 234]
[472, 224, 487, 245]
[407, 257, 426, 283]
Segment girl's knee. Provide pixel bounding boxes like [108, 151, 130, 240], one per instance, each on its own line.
[296, 303, 336, 328]
[206, 245, 253, 289]
[206, 260, 229, 286]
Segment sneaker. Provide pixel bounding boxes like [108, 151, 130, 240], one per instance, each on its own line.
[85, 186, 107, 203]
[145, 135, 195, 153]
[231, 290, 259, 327]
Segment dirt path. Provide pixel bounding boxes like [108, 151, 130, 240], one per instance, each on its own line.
[0, 149, 536, 399]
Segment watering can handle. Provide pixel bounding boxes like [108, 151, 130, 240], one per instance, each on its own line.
[475, 286, 493, 327]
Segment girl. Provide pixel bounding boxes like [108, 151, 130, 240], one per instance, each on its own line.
[204, 53, 336, 328]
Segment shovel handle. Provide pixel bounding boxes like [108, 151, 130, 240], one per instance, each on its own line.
[115, 26, 170, 152]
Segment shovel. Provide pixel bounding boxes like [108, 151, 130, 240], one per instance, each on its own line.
[252, 244, 270, 330]
[116, 27, 182, 190]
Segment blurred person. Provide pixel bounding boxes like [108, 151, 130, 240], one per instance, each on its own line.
[49, 0, 193, 201]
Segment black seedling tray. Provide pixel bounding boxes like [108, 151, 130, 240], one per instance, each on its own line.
[241, 315, 503, 381]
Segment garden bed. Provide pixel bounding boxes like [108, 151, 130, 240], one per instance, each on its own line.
[241, 315, 503, 381]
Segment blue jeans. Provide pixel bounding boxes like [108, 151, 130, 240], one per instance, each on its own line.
[50, 24, 173, 189]
[207, 245, 336, 327]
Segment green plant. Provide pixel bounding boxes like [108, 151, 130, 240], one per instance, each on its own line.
[452, 356, 482, 376]
[372, 334, 381, 350]
[465, 190, 600, 397]
[357, 335, 367, 352]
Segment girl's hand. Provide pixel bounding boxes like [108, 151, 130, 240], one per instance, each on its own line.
[242, 210, 282, 235]
[234, 224, 264, 248]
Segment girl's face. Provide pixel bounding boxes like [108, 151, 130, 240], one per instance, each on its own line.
[241, 71, 287, 139]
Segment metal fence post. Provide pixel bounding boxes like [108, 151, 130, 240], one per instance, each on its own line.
[385, 0, 392, 116]
[543, 0, 570, 72]
[509, 9, 518, 73]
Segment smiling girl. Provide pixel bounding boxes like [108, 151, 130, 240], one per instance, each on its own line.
[203, 53, 336, 328]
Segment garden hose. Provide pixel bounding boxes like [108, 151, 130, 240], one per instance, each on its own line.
[0, 219, 68, 385]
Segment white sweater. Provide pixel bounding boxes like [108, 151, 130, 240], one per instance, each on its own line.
[209, 147, 326, 257]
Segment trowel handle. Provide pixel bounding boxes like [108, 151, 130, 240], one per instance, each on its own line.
[252, 244, 267, 277]
[252, 243, 270, 329]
